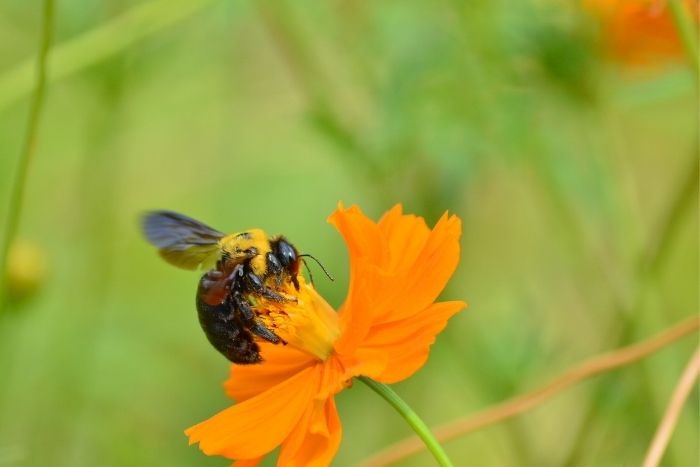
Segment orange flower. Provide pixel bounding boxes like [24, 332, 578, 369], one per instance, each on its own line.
[583, 0, 698, 65]
[185, 203, 466, 466]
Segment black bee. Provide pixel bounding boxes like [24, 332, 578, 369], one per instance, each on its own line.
[142, 211, 302, 364]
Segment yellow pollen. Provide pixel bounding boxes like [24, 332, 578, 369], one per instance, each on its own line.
[249, 276, 339, 361]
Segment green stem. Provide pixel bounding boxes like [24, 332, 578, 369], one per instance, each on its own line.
[358, 376, 455, 467]
[0, 0, 55, 312]
[668, 0, 700, 70]
[0, 0, 216, 113]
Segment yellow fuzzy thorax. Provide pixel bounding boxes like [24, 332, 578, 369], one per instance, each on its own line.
[218, 228, 271, 275]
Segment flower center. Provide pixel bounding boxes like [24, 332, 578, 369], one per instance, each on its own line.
[247, 276, 339, 361]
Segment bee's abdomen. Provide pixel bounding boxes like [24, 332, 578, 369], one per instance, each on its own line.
[195, 291, 262, 364]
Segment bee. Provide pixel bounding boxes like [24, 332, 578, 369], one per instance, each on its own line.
[142, 211, 305, 364]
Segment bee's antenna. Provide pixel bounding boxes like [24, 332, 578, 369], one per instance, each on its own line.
[301, 258, 315, 286]
[299, 254, 334, 282]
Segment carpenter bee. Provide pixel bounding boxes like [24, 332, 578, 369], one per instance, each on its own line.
[142, 211, 307, 364]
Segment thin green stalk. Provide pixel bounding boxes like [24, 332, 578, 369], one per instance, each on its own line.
[0, 0, 216, 113]
[0, 0, 55, 312]
[534, 7, 700, 458]
[358, 376, 455, 467]
[640, 154, 699, 275]
[668, 0, 700, 70]
[560, 152, 699, 467]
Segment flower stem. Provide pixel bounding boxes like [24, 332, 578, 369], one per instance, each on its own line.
[0, 0, 54, 313]
[358, 376, 455, 467]
[668, 0, 699, 70]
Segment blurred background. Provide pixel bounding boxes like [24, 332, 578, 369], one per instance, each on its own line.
[0, 0, 697, 466]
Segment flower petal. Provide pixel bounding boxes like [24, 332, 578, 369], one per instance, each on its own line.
[329, 204, 462, 356]
[377, 205, 430, 273]
[374, 212, 461, 323]
[358, 301, 466, 383]
[278, 396, 342, 467]
[224, 342, 316, 402]
[336, 346, 388, 381]
[186, 365, 321, 461]
[328, 204, 387, 354]
[328, 203, 387, 267]
[231, 458, 263, 467]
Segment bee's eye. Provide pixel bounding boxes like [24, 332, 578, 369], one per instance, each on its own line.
[244, 247, 258, 256]
[276, 240, 296, 267]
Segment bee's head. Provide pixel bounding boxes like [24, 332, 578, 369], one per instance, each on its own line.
[273, 238, 300, 274]
[270, 237, 333, 291]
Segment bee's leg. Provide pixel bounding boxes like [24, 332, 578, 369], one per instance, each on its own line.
[230, 290, 282, 345]
[245, 271, 296, 303]
[231, 291, 254, 322]
[266, 252, 283, 288]
[224, 264, 245, 289]
[217, 325, 263, 364]
[291, 268, 300, 290]
[249, 321, 282, 344]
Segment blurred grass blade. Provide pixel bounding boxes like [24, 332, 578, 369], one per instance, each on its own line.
[0, 0, 54, 312]
[642, 345, 700, 467]
[559, 150, 700, 467]
[255, 0, 383, 178]
[360, 315, 700, 467]
[0, 0, 217, 112]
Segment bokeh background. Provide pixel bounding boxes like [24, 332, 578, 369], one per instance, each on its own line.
[0, 0, 697, 466]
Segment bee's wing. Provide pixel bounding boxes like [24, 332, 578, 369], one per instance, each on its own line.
[142, 211, 224, 270]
